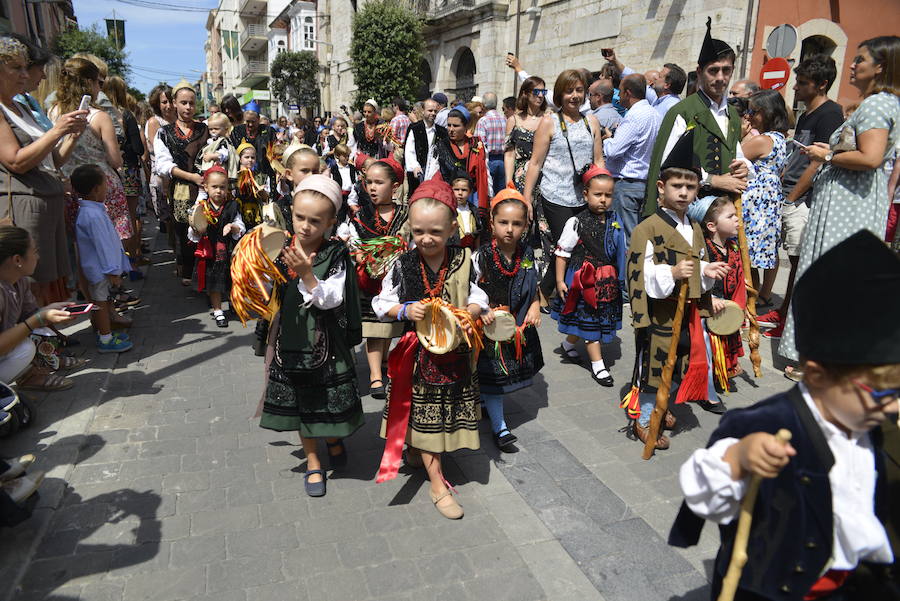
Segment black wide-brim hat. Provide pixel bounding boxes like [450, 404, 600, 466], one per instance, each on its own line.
[792, 230, 900, 364]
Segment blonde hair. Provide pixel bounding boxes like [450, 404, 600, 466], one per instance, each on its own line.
[333, 143, 350, 158]
[207, 112, 232, 134]
[55, 57, 100, 114]
[104, 75, 129, 109]
[380, 107, 395, 121]
[409, 197, 455, 223]
[72, 52, 108, 79]
[35, 58, 60, 108]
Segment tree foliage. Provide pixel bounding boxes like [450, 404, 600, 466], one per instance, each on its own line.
[52, 25, 130, 78]
[270, 51, 321, 111]
[127, 87, 145, 102]
[350, 0, 424, 108]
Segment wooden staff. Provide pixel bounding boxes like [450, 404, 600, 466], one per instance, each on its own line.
[642, 282, 689, 460]
[717, 429, 792, 601]
[733, 195, 762, 377]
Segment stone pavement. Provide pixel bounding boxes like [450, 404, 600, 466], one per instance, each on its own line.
[0, 222, 796, 601]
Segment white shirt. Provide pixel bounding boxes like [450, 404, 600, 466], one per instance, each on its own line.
[553, 216, 581, 258]
[601, 99, 660, 180]
[643, 208, 715, 298]
[153, 131, 176, 177]
[435, 107, 450, 128]
[660, 89, 751, 181]
[295, 262, 346, 310]
[372, 257, 490, 320]
[679, 382, 893, 570]
[404, 122, 436, 173]
[186, 202, 246, 243]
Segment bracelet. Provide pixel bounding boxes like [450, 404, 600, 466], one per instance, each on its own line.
[36, 312, 45, 327]
[24, 319, 33, 332]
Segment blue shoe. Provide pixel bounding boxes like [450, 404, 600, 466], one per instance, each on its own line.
[97, 334, 133, 353]
[304, 469, 326, 497]
[0, 410, 11, 425]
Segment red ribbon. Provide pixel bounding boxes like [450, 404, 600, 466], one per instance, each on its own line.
[194, 237, 213, 291]
[356, 263, 384, 296]
[676, 303, 709, 404]
[562, 262, 616, 314]
[376, 331, 420, 483]
[804, 569, 851, 600]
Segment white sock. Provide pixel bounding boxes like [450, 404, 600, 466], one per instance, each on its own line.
[591, 359, 607, 375]
[562, 339, 576, 352]
[99, 333, 113, 344]
[213, 309, 224, 317]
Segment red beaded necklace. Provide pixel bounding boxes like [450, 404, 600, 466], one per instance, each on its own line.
[174, 120, 194, 140]
[372, 205, 395, 235]
[420, 251, 449, 298]
[364, 121, 377, 142]
[491, 239, 522, 278]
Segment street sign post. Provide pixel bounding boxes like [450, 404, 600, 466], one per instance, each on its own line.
[766, 24, 798, 59]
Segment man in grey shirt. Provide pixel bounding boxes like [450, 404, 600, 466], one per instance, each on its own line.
[589, 80, 622, 131]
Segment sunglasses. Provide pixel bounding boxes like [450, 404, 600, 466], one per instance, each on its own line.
[743, 108, 756, 117]
[531, 89, 548, 97]
[854, 380, 900, 406]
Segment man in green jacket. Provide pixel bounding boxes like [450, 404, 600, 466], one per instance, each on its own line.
[644, 17, 749, 216]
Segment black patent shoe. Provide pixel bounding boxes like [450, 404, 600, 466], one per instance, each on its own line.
[696, 399, 727, 414]
[592, 369, 614, 387]
[494, 429, 518, 450]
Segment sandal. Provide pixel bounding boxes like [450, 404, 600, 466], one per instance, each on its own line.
[784, 366, 804, 383]
[56, 355, 88, 371]
[15, 371, 73, 392]
[116, 293, 141, 307]
[326, 440, 347, 469]
[559, 343, 581, 363]
[369, 379, 386, 400]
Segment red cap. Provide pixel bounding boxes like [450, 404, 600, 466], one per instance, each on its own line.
[581, 164, 613, 185]
[201, 165, 227, 181]
[376, 156, 404, 183]
[409, 172, 456, 215]
[354, 153, 372, 171]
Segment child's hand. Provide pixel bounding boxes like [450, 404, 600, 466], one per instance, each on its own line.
[703, 261, 731, 280]
[671, 259, 694, 280]
[222, 223, 234, 236]
[406, 301, 426, 321]
[481, 308, 495, 326]
[726, 432, 797, 480]
[281, 241, 315, 276]
[711, 297, 727, 315]
[524, 304, 542, 327]
[556, 281, 568, 301]
[203, 152, 219, 162]
[348, 204, 360, 215]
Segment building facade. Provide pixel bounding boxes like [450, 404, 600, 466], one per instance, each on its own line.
[0, 0, 76, 47]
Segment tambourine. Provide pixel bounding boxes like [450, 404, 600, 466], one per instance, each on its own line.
[189, 201, 208, 232]
[707, 299, 744, 336]
[483, 310, 517, 342]
[415, 303, 462, 355]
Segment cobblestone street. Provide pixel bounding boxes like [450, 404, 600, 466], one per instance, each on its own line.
[1, 222, 796, 601]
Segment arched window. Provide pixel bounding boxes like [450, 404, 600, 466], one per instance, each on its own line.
[454, 48, 476, 102]
[418, 59, 433, 101]
[303, 16, 315, 51]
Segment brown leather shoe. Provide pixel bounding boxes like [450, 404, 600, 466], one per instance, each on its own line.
[633, 422, 670, 450]
[664, 411, 676, 430]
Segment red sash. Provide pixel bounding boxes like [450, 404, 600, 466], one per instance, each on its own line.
[803, 569, 851, 600]
[194, 237, 213, 291]
[376, 331, 420, 483]
[675, 302, 708, 404]
[562, 262, 617, 314]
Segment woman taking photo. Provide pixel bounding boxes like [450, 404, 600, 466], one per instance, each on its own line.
[154, 84, 209, 286]
[51, 57, 132, 243]
[779, 35, 900, 376]
[10, 34, 53, 131]
[523, 69, 604, 296]
[0, 37, 86, 304]
[423, 105, 492, 216]
[504, 75, 547, 193]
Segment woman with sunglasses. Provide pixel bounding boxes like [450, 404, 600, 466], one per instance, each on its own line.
[779, 35, 900, 376]
[739, 90, 789, 303]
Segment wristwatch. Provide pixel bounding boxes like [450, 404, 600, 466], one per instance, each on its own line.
[700, 173, 712, 189]
[824, 151, 834, 164]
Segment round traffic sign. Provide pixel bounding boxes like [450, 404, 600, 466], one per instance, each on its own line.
[760, 57, 791, 90]
[766, 24, 798, 58]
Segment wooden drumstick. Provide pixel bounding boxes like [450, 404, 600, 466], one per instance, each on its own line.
[717, 428, 793, 601]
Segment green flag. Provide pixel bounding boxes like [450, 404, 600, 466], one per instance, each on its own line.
[105, 19, 125, 50]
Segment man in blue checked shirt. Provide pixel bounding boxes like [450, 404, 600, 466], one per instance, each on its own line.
[475, 92, 507, 195]
[600, 74, 661, 241]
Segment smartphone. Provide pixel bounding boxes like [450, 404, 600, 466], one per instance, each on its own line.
[65, 303, 95, 315]
[78, 94, 91, 112]
[789, 138, 808, 150]
[601, 48, 613, 59]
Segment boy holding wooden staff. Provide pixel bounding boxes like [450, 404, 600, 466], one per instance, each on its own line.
[626, 140, 730, 450]
[670, 230, 899, 600]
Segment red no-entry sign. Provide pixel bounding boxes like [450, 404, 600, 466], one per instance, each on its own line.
[760, 57, 790, 90]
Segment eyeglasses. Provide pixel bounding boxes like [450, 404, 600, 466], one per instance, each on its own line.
[854, 380, 900, 406]
[531, 89, 548, 97]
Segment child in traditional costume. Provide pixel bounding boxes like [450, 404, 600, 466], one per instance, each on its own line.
[373, 176, 489, 520]
[196, 112, 238, 179]
[346, 152, 375, 216]
[449, 173, 481, 250]
[626, 160, 730, 451]
[188, 166, 245, 328]
[344, 157, 408, 400]
[551, 167, 626, 388]
[259, 175, 363, 498]
[474, 184, 543, 450]
[670, 230, 898, 601]
[687, 196, 746, 392]
[234, 141, 270, 230]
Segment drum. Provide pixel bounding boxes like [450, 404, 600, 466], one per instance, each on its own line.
[707, 299, 744, 335]
[257, 224, 287, 261]
[415, 303, 462, 354]
[483, 310, 517, 342]
[189, 201, 208, 232]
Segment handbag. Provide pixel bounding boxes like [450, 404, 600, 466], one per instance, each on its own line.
[558, 111, 591, 190]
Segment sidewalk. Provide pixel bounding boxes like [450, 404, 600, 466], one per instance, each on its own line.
[1, 223, 795, 601]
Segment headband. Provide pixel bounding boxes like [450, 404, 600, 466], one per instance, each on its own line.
[172, 79, 194, 96]
[409, 173, 456, 216]
[201, 165, 227, 181]
[490, 181, 530, 213]
[364, 98, 380, 112]
[295, 174, 343, 214]
[581, 164, 613, 185]
[450, 105, 470, 123]
[374, 156, 404, 183]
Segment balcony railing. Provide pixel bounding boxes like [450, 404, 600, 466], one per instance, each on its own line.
[240, 24, 267, 47]
[407, 0, 476, 18]
[241, 60, 268, 80]
[239, 0, 267, 17]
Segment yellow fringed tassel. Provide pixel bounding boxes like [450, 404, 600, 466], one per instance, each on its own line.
[710, 333, 730, 394]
